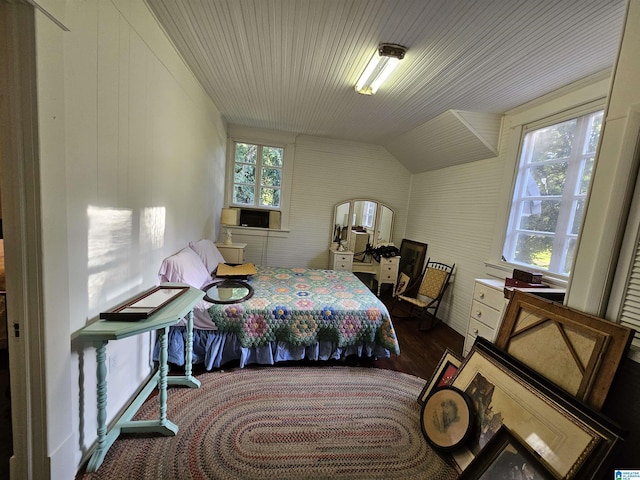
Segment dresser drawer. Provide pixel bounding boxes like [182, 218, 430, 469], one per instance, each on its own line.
[333, 253, 352, 263]
[378, 257, 399, 277]
[470, 299, 502, 329]
[467, 316, 497, 343]
[330, 251, 353, 271]
[378, 270, 397, 282]
[333, 261, 352, 271]
[379, 257, 399, 266]
[473, 282, 505, 309]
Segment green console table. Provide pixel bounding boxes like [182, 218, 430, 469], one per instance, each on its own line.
[77, 283, 204, 472]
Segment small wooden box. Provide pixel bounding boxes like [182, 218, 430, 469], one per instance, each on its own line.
[512, 268, 543, 284]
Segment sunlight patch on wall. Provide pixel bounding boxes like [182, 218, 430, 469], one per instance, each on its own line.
[140, 206, 166, 250]
[87, 205, 133, 310]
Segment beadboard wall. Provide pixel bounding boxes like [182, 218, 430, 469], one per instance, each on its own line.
[405, 157, 505, 335]
[232, 135, 412, 269]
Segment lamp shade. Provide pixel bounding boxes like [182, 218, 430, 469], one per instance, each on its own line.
[220, 208, 239, 226]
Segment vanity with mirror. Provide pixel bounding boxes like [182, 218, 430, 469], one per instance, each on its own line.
[329, 199, 400, 295]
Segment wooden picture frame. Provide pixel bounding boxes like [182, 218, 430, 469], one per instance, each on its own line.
[418, 348, 462, 405]
[398, 239, 427, 297]
[495, 290, 634, 409]
[458, 425, 559, 480]
[100, 285, 189, 321]
[450, 338, 622, 479]
[420, 386, 475, 451]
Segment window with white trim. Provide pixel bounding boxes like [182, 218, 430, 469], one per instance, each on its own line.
[361, 201, 376, 228]
[503, 109, 604, 276]
[232, 142, 283, 208]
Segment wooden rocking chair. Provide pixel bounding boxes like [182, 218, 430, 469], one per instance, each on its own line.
[391, 258, 455, 330]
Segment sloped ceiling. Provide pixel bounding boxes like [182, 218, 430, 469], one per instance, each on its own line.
[385, 110, 502, 172]
[146, 0, 626, 173]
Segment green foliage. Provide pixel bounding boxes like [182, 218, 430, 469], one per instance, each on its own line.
[233, 142, 283, 207]
[508, 111, 602, 273]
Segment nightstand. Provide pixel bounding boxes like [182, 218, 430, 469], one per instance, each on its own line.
[215, 243, 247, 264]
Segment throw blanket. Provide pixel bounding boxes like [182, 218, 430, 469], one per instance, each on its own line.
[208, 266, 400, 354]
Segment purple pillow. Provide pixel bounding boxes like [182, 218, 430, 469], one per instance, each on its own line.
[158, 247, 212, 288]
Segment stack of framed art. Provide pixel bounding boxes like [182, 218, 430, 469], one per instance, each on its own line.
[419, 335, 628, 479]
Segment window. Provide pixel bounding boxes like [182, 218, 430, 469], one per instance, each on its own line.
[232, 142, 283, 208]
[503, 109, 604, 276]
[361, 201, 376, 228]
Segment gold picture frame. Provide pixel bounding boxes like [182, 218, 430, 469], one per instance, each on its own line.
[495, 290, 634, 409]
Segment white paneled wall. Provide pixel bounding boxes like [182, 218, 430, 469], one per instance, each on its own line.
[406, 157, 504, 335]
[284, 135, 412, 269]
[34, 0, 227, 472]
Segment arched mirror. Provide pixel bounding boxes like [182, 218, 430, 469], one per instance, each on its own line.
[331, 199, 395, 266]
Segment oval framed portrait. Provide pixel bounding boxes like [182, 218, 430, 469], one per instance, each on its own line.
[420, 385, 475, 451]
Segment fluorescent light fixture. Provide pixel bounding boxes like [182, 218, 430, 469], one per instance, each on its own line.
[355, 43, 406, 95]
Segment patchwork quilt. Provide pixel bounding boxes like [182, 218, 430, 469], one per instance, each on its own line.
[208, 266, 400, 354]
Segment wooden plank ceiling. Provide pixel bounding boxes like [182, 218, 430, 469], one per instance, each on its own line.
[146, 0, 626, 173]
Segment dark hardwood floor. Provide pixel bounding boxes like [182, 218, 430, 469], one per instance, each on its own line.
[374, 300, 464, 379]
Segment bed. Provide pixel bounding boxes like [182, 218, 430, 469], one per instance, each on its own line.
[154, 240, 400, 370]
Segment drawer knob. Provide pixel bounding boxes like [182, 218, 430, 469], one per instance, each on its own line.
[473, 328, 479, 335]
[476, 311, 482, 317]
[479, 292, 485, 299]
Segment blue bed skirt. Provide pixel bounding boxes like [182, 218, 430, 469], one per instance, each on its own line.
[155, 326, 392, 371]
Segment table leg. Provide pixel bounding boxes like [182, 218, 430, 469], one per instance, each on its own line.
[119, 327, 177, 436]
[158, 325, 170, 424]
[86, 340, 108, 472]
[167, 309, 200, 388]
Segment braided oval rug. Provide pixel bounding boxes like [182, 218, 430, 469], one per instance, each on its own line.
[81, 367, 457, 480]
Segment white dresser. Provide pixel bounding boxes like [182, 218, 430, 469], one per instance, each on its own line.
[463, 279, 509, 356]
[329, 248, 354, 271]
[374, 256, 400, 296]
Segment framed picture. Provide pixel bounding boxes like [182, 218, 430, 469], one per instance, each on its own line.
[495, 290, 634, 409]
[418, 348, 462, 405]
[450, 337, 622, 479]
[398, 239, 427, 297]
[100, 285, 190, 321]
[458, 425, 559, 480]
[420, 386, 475, 451]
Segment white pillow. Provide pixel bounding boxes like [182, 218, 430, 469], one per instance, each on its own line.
[158, 247, 212, 288]
[189, 239, 226, 272]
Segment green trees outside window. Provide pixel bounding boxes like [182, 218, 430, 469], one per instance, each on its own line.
[233, 142, 283, 207]
[503, 110, 603, 275]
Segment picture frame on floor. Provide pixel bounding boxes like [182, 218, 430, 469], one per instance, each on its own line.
[449, 338, 622, 479]
[420, 385, 475, 451]
[418, 348, 462, 405]
[495, 290, 634, 409]
[458, 425, 559, 480]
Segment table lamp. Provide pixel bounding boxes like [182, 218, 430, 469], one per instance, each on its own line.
[220, 208, 239, 245]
